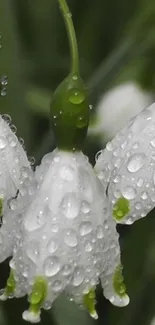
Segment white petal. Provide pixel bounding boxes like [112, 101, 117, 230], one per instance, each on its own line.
[95, 102, 155, 224]
[89, 82, 153, 141]
[22, 310, 41, 323]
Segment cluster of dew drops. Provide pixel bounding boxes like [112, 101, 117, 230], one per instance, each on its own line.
[0, 33, 8, 97]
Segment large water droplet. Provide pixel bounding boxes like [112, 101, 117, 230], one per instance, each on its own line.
[44, 256, 60, 277]
[79, 221, 92, 236]
[62, 193, 80, 220]
[0, 136, 6, 149]
[122, 186, 137, 200]
[127, 153, 145, 173]
[76, 116, 87, 128]
[69, 88, 85, 105]
[72, 267, 84, 286]
[7, 134, 17, 147]
[64, 229, 78, 247]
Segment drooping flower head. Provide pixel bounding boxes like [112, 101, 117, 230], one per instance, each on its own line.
[95, 102, 155, 225]
[0, 114, 35, 262]
[0, 0, 129, 322]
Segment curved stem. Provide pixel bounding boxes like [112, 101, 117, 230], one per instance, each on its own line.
[57, 0, 79, 76]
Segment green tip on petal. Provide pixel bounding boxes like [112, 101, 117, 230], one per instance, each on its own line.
[50, 74, 90, 151]
[5, 269, 16, 297]
[113, 197, 130, 221]
[29, 277, 47, 314]
[113, 265, 127, 298]
[83, 289, 98, 319]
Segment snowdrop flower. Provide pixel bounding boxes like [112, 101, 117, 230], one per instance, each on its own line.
[89, 82, 153, 141]
[95, 102, 155, 225]
[7, 148, 129, 323]
[0, 114, 35, 263]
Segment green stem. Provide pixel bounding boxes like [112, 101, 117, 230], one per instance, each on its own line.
[57, 0, 79, 76]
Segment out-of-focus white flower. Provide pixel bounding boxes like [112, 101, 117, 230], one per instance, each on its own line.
[7, 149, 129, 323]
[89, 82, 153, 141]
[0, 114, 36, 263]
[95, 102, 155, 225]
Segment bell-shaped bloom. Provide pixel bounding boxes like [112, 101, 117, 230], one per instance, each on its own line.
[8, 149, 129, 323]
[0, 114, 35, 262]
[95, 102, 155, 225]
[89, 82, 153, 142]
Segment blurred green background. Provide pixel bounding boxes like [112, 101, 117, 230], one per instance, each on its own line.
[1, 0, 155, 324]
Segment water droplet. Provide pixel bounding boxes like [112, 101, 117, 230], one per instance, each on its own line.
[0, 136, 6, 149]
[79, 221, 92, 236]
[0, 75, 8, 86]
[150, 138, 155, 148]
[2, 114, 11, 124]
[10, 125, 17, 134]
[122, 186, 137, 200]
[72, 267, 84, 286]
[106, 142, 113, 151]
[137, 178, 144, 187]
[7, 134, 17, 147]
[76, 116, 87, 128]
[135, 202, 141, 210]
[44, 256, 60, 277]
[96, 225, 104, 239]
[141, 191, 148, 200]
[64, 229, 78, 247]
[47, 239, 58, 254]
[113, 176, 121, 183]
[62, 193, 80, 219]
[81, 201, 90, 214]
[26, 242, 40, 264]
[95, 150, 102, 162]
[52, 280, 62, 293]
[127, 153, 145, 173]
[84, 241, 93, 252]
[29, 156, 35, 166]
[62, 264, 72, 276]
[69, 88, 85, 105]
[59, 165, 74, 181]
[72, 75, 78, 81]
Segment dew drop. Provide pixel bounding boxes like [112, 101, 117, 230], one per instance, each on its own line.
[72, 267, 84, 286]
[79, 221, 92, 236]
[59, 165, 74, 181]
[47, 239, 58, 254]
[106, 142, 113, 151]
[141, 191, 148, 200]
[122, 186, 137, 200]
[137, 178, 144, 187]
[64, 229, 78, 247]
[96, 225, 104, 239]
[52, 280, 62, 293]
[62, 193, 80, 219]
[0, 136, 6, 149]
[2, 114, 11, 124]
[84, 241, 93, 252]
[127, 153, 145, 173]
[7, 134, 17, 147]
[95, 150, 102, 162]
[44, 256, 60, 277]
[69, 88, 85, 105]
[150, 138, 155, 148]
[81, 201, 90, 214]
[10, 125, 17, 134]
[26, 242, 40, 264]
[62, 264, 72, 276]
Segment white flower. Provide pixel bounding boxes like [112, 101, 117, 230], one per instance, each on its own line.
[8, 149, 129, 322]
[89, 82, 153, 141]
[0, 114, 36, 263]
[95, 102, 155, 225]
